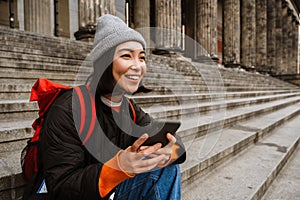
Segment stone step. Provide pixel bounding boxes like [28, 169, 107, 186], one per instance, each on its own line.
[0, 26, 92, 52]
[0, 99, 299, 199]
[147, 85, 297, 95]
[0, 41, 88, 60]
[0, 59, 90, 74]
[0, 51, 83, 66]
[1, 92, 298, 121]
[261, 142, 300, 200]
[144, 93, 300, 119]
[181, 103, 300, 200]
[130, 90, 297, 107]
[0, 71, 77, 84]
[1, 93, 299, 154]
[177, 96, 300, 141]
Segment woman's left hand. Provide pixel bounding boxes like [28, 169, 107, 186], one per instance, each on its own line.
[139, 133, 176, 167]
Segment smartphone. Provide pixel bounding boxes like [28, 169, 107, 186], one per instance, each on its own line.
[135, 120, 181, 147]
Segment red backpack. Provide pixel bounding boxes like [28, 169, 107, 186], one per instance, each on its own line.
[21, 78, 136, 181]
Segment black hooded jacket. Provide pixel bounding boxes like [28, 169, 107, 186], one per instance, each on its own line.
[27, 88, 185, 200]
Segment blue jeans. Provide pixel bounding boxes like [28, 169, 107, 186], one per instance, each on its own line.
[114, 164, 181, 200]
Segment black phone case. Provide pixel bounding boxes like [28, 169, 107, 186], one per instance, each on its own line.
[135, 120, 181, 147]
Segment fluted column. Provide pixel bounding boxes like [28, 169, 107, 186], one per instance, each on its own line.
[24, 0, 51, 35]
[133, 0, 150, 52]
[287, 13, 298, 74]
[281, 2, 289, 74]
[75, 0, 116, 40]
[274, 0, 283, 74]
[294, 19, 299, 74]
[286, 9, 294, 74]
[155, 0, 182, 52]
[241, 0, 256, 69]
[256, 0, 267, 72]
[296, 22, 300, 74]
[223, 0, 240, 67]
[196, 0, 218, 60]
[267, 0, 277, 74]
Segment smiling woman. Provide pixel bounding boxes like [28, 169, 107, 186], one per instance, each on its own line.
[22, 14, 186, 200]
[112, 41, 147, 95]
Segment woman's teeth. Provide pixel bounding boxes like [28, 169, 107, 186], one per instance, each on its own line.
[126, 75, 139, 80]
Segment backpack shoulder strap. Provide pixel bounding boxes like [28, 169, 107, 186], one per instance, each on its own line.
[73, 87, 137, 145]
[73, 85, 96, 145]
[126, 98, 137, 123]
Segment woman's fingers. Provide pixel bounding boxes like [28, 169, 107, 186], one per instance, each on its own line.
[130, 133, 148, 152]
[132, 154, 169, 174]
[118, 133, 177, 174]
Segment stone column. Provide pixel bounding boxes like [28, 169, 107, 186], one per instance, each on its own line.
[154, 0, 182, 52]
[256, 0, 267, 72]
[223, 0, 240, 67]
[286, 9, 294, 74]
[267, 0, 276, 74]
[133, 0, 150, 51]
[69, 0, 79, 40]
[281, 2, 289, 74]
[241, 0, 256, 69]
[274, 0, 283, 75]
[75, 0, 116, 40]
[290, 16, 299, 74]
[195, 0, 218, 61]
[24, 0, 51, 35]
[17, 0, 24, 30]
[296, 21, 300, 74]
[183, 0, 197, 59]
[292, 19, 300, 74]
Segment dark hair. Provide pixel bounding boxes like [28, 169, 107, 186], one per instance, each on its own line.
[89, 47, 118, 98]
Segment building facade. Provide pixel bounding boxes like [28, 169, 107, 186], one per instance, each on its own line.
[0, 0, 299, 75]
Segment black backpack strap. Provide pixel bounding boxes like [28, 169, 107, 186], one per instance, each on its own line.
[73, 86, 96, 145]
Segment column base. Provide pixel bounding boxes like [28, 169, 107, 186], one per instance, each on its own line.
[256, 66, 273, 75]
[272, 74, 300, 86]
[152, 48, 184, 57]
[74, 25, 96, 41]
[240, 65, 256, 73]
[194, 55, 219, 64]
[224, 63, 240, 68]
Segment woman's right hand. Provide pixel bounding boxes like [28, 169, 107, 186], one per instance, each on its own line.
[118, 134, 169, 175]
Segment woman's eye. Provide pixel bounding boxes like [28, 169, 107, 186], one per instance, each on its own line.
[121, 54, 131, 58]
[140, 56, 146, 61]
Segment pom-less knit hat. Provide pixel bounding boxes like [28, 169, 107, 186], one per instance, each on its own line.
[92, 14, 146, 62]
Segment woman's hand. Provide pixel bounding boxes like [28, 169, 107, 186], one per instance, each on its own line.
[118, 134, 170, 175]
[138, 133, 176, 167]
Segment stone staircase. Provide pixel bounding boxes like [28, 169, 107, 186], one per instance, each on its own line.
[1, 25, 300, 200]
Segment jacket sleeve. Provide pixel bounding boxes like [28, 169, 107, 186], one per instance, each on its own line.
[39, 91, 108, 200]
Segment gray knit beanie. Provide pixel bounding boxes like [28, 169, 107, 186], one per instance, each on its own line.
[92, 14, 146, 62]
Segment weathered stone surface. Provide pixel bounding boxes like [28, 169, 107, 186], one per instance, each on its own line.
[223, 0, 240, 66]
[267, 0, 277, 74]
[241, 0, 256, 69]
[196, 0, 218, 58]
[155, 0, 182, 51]
[24, 0, 51, 36]
[256, 0, 268, 71]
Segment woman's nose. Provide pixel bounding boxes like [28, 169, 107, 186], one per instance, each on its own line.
[131, 58, 143, 71]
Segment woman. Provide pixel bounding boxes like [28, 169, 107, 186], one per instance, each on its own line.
[25, 14, 185, 200]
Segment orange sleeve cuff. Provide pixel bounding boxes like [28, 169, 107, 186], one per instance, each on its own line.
[98, 150, 134, 198]
[158, 144, 181, 168]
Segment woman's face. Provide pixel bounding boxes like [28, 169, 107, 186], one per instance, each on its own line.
[112, 41, 146, 94]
